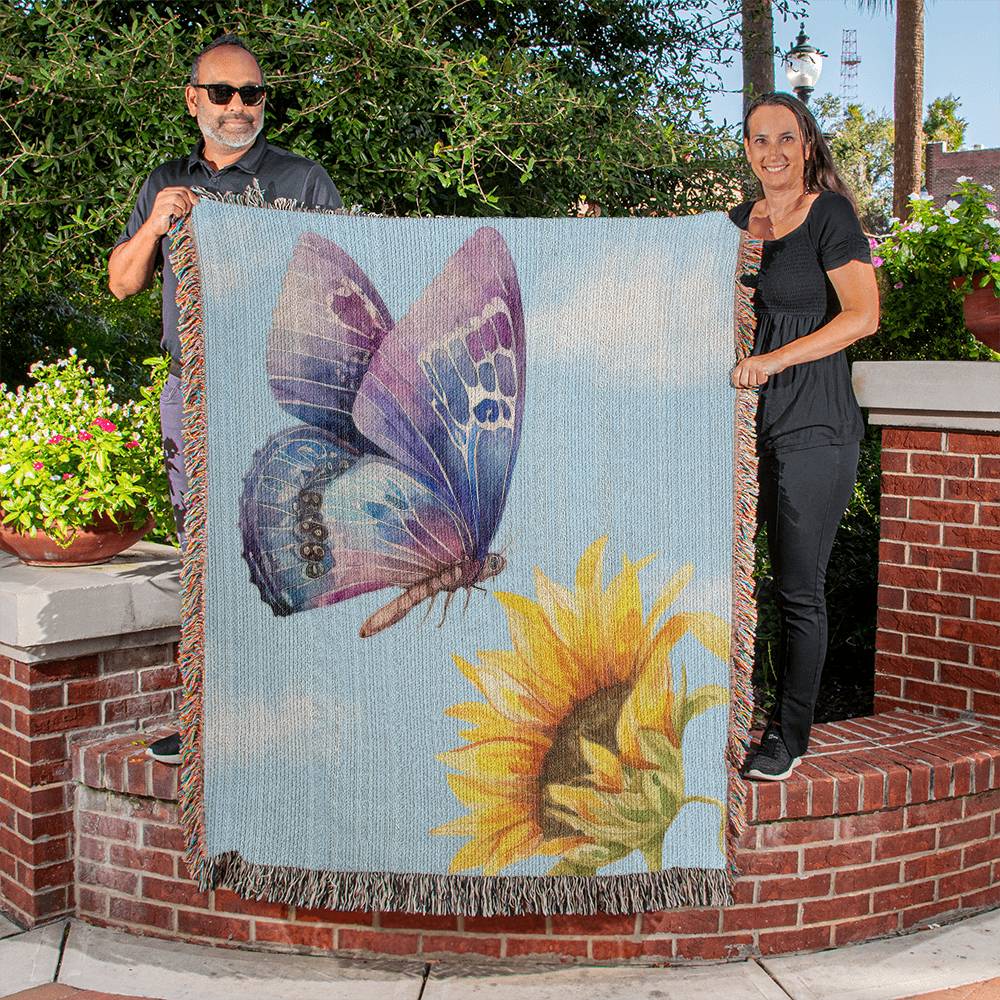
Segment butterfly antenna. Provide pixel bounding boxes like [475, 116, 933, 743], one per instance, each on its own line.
[463, 587, 472, 612]
[438, 590, 456, 628]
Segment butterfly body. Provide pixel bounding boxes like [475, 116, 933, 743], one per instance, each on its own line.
[359, 552, 507, 638]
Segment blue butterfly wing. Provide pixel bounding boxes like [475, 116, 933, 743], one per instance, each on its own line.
[240, 427, 468, 616]
[268, 231, 393, 452]
[352, 226, 525, 560]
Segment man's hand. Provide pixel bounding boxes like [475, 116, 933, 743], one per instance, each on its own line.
[146, 186, 199, 237]
[731, 353, 785, 389]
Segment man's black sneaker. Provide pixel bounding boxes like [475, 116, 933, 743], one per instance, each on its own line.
[744, 727, 800, 781]
[146, 732, 181, 765]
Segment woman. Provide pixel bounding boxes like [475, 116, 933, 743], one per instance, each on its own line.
[729, 93, 879, 781]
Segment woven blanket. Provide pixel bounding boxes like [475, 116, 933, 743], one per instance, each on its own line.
[170, 199, 759, 915]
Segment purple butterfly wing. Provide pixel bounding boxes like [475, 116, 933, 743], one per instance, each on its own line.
[240, 426, 467, 616]
[352, 226, 525, 560]
[268, 231, 393, 451]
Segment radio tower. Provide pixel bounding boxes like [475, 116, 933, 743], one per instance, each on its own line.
[840, 29, 860, 106]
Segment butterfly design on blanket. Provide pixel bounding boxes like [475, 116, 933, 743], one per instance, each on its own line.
[239, 226, 526, 638]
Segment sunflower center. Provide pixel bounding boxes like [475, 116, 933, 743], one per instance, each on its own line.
[538, 680, 630, 838]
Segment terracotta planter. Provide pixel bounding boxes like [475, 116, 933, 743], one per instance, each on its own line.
[0, 511, 153, 566]
[951, 273, 1000, 352]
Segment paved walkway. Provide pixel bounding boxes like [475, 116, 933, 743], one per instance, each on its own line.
[1, 910, 998, 999]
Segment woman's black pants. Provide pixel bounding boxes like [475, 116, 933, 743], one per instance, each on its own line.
[757, 441, 860, 758]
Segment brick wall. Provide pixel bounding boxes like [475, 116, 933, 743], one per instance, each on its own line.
[73, 714, 1000, 963]
[0, 643, 181, 927]
[926, 142, 1000, 205]
[876, 428, 1000, 722]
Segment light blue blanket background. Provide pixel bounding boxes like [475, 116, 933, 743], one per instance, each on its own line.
[192, 204, 740, 878]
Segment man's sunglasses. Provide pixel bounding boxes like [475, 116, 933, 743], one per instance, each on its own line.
[193, 83, 267, 106]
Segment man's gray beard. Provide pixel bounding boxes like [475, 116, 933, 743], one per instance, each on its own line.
[199, 113, 264, 151]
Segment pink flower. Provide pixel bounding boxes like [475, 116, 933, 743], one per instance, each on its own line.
[894, 281, 904, 289]
[32, 461, 44, 470]
[47, 434, 64, 444]
[990, 254, 1000, 263]
[62, 472, 73, 480]
[868, 237, 879, 249]
[988, 203, 997, 212]
[871, 256, 884, 268]
[124, 439, 139, 449]
[77, 431, 93, 441]
[92, 418, 117, 433]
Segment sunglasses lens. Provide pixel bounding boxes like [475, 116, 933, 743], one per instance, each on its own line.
[202, 85, 265, 105]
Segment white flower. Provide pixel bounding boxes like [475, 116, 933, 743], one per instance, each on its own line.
[68, 348, 77, 356]
[956, 176, 971, 183]
[909, 221, 925, 233]
[985, 218, 1000, 230]
[946, 216, 959, 224]
[986, 185, 995, 192]
[943, 200, 960, 213]
[889, 217, 900, 224]
[0, 464, 10, 474]
[927, 225, 938, 232]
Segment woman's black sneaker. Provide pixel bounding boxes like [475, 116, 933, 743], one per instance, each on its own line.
[744, 728, 800, 781]
[146, 732, 181, 765]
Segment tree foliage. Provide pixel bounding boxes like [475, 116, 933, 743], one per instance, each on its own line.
[923, 93, 967, 152]
[0, 0, 751, 391]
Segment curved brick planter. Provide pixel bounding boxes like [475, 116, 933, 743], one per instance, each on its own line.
[71, 712, 1000, 964]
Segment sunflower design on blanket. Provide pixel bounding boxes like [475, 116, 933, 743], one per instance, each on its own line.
[432, 535, 729, 876]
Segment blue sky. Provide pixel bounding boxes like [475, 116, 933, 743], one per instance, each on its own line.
[707, 0, 1000, 148]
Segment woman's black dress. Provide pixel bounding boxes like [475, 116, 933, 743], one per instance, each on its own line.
[728, 190, 872, 759]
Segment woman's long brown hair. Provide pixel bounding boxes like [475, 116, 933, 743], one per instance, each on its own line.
[743, 92, 858, 212]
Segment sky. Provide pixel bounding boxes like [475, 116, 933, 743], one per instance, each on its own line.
[707, 0, 1000, 149]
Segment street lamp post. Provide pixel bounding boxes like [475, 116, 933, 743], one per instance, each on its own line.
[783, 24, 827, 105]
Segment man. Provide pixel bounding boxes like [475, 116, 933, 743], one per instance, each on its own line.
[110, 34, 342, 765]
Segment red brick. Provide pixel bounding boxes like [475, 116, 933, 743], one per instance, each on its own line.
[642, 909, 720, 934]
[979, 505, 1000, 527]
[881, 496, 907, 519]
[903, 847, 963, 880]
[982, 458, 1000, 480]
[255, 921, 334, 950]
[423, 933, 501, 957]
[77, 812, 136, 843]
[978, 598, 1000, 623]
[877, 585, 905, 610]
[138, 665, 181, 692]
[940, 618, 1000, 646]
[974, 645, 1000, 670]
[939, 862, 992, 901]
[944, 526, 1000, 552]
[906, 636, 970, 664]
[948, 433, 1000, 455]
[722, 902, 798, 931]
[752, 780, 783, 821]
[733, 848, 800, 877]
[379, 911, 457, 931]
[945, 478, 1000, 502]
[16, 809, 72, 841]
[758, 818, 836, 848]
[177, 910, 251, 942]
[66, 674, 137, 705]
[109, 896, 175, 930]
[880, 565, 940, 591]
[880, 539, 907, 563]
[505, 936, 589, 958]
[757, 872, 831, 902]
[880, 449, 908, 472]
[109, 844, 174, 877]
[910, 453, 975, 478]
[14, 655, 99, 685]
[908, 593, 973, 618]
[909, 498, 977, 524]
[877, 631, 904, 655]
[881, 519, 942, 545]
[838, 810, 904, 839]
[21, 704, 100, 736]
[876, 654, 935, 681]
[938, 814, 993, 848]
[462, 913, 547, 934]
[882, 474, 943, 499]
[591, 939, 645, 961]
[77, 885, 107, 916]
[884, 429, 944, 451]
[904, 680, 969, 711]
[76, 860, 139, 895]
[103, 693, 174, 726]
[142, 875, 209, 908]
[979, 551, 1000, 574]
[549, 913, 636, 936]
[973, 691, 1000, 717]
[961, 884, 1000, 911]
[873, 879, 935, 913]
[100, 644, 175, 672]
[902, 898, 963, 929]
[833, 861, 901, 893]
[878, 609, 938, 637]
[833, 912, 899, 945]
[296, 906, 374, 926]
[874, 828, 936, 859]
[671, 934, 753, 961]
[908, 546, 975, 571]
[141, 823, 186, 853]
[802, 892, 870, 923]
[802, 838, 873, 871]
[758, 924, 832, 955]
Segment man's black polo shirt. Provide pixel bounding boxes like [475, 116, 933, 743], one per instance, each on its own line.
[117, 134, 342, 361]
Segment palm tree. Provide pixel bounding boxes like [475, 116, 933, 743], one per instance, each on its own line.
[742, 0, 775, 115]
[861, 0, 925, 219]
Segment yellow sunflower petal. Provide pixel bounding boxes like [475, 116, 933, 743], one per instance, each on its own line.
[579, 737, 625, 792]
[646, 564, 694, 634]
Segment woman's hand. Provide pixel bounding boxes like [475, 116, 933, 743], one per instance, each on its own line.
[731, 352, 785, 388]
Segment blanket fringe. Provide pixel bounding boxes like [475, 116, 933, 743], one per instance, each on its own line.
[167, 204, 761, 913]
[200, 852, 732, 916]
